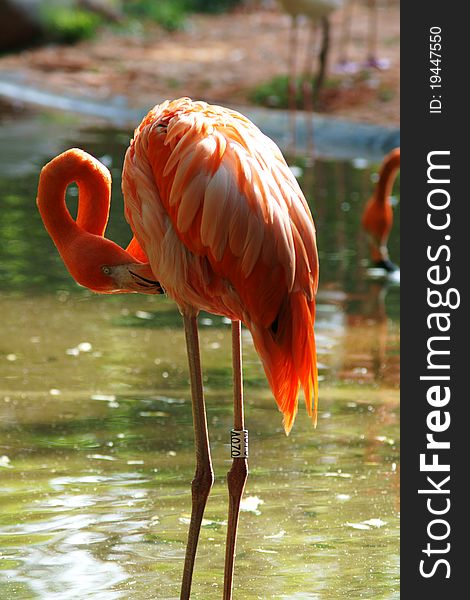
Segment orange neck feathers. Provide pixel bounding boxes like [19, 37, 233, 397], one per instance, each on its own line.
[361, 147, 400, 268]
[37, 148, 159, 294]
[37, 148, 110, 244]
[374, 148, 400, 206]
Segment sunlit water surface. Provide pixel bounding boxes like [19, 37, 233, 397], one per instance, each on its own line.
[0, 105, 399, 599]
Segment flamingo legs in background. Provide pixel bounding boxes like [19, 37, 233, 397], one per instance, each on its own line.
[336, 0, 390, 73]
[363, 0, 390, 69]
[37, 98, 319, 600]
[361, 147, 400, 272]
[336, 0, 356, 72]
[278, 0, 344, 153]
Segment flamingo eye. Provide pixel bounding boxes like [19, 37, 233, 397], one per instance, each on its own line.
[102, 266, 112, 276]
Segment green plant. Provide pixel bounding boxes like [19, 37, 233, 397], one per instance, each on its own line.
[124, 0, 187, 31]
[378, 86, 395, 102]
[249, 74, 290, 108]
[249, 74, 323, 109]
[187, 0, 242, 13]
[122, 0, 243, 31]
[249, 74, 350, 110]
[41, 7, 102, 43]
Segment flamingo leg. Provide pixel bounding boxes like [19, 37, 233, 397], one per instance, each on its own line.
[302, 21, 317, 111]
[180, 313, 214, 600]
[301, 20, 317, 158]
[367, 0, 378, 64]
[288, 15, 299, 153]
[223, 320, 248, 600]
[315, 17, 331, 106]
[335, 0, 358, 73]
[364, 0, 389, 69]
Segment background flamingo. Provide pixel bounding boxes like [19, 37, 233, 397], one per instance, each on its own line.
[36, 97, 319, 600]
[361, 146, 400, 272]
[337, 0, 391, 73]
[277, 0, 345, 149]
[277, 0, 389, 116]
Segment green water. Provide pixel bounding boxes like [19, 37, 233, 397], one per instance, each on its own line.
[0, 106, 400, 599]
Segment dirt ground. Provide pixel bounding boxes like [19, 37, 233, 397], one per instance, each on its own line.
[0, 2, 399, 126]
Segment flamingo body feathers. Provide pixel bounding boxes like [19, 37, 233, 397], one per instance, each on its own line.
[122, 98, 319, 432]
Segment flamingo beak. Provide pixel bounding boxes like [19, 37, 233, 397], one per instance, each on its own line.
[129, 268, 164, 294]
[101, 264, 163, 294]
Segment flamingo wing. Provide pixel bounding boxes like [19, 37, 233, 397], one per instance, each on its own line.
[124, 99, 317, 318]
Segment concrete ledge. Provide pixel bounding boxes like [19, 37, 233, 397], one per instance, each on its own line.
[0, 74, 399, 160]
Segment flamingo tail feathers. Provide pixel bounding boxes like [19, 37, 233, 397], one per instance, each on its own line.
[250, 291, 318, 434]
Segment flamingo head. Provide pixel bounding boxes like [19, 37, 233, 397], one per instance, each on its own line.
[100, 262, 163, 295]
[62, 233, 163, 295]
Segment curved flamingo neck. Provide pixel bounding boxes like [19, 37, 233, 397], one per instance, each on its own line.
[36, 148, 111, 250]
[375, 149, 400, 205]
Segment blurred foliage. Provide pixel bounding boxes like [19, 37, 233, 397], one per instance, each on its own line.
[186, 0, 242, 12]
[0, 0, 244, 50]
[40, 5, 103, 43]
[44, 0, 246, 39]
[249, 73, 396, 111]
[123, 0, 243, 31]
[249, 74, 341, 110]
[123, 0, 187, 31]
[249, 74, 296, 109]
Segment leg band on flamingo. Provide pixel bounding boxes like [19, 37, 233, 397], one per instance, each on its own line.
[230, 429, 249, 459]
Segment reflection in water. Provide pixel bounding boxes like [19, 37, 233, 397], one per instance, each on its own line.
[0, 296, 399, 599]
[316, 279, 399, 389]
[0, 107, 399, 599]
[1, 470, 153, 598]
[15, 548, 127, 600]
